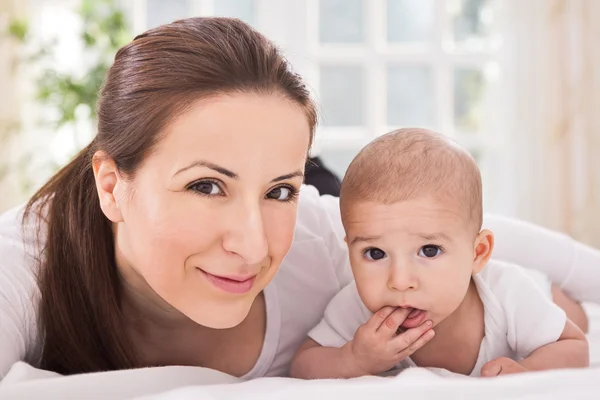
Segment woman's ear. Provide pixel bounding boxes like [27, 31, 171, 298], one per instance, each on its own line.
[472, 229, 494, 274]
[92, 151, 125, 223]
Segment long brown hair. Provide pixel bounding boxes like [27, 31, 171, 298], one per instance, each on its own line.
[23, 17, 317, 375]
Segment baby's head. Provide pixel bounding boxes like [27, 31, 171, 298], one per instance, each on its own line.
[340, 128, 494, 329]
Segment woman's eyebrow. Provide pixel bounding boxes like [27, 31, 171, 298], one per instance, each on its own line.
[173, 160, 238, 179]
[174, 161, 303, 183]
[270, 171, 304, 183]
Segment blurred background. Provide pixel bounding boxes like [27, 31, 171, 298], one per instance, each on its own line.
[0, 0, 598, 247]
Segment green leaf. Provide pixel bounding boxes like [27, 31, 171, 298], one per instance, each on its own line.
[7, 19, 29, 41]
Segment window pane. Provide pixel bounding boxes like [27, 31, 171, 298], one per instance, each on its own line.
[320, 66, 365, 126]
[319, 0, 364, 44]
[454, 67, 486, 133]
[386, 0, 434, 43]
[387, 66, 435, 127]
[146, 0, 189, 28]
[214, 0, 256, 27]
[318, 148, 362, 180]
[449, 0, 495, 50]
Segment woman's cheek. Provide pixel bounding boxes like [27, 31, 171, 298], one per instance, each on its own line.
[265, 207, 298, 258]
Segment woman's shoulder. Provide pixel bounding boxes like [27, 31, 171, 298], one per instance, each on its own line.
[0, 203, 43, 378]
[294, 184, 345, 242]
[0, 202, 44, 289]
[277, 184, 353, 292]
[0, 204, 25, 236]
[0, 202, 47, 262]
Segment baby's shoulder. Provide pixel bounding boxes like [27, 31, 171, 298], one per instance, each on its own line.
[473, 260, 535, 319]
[476, 259, 535, 291]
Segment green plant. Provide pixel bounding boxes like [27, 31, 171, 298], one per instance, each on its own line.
[36, 0, 131, 130]
[0, 0, 131, 198]
[38, 0, 130, 126]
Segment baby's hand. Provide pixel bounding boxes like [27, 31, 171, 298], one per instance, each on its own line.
[481, 357, 528, 377]
[346, 306, 434, 376]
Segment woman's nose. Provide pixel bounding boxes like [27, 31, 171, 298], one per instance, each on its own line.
[222, 200, 268, 265]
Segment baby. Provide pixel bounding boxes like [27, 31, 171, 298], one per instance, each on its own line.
[291, 128, 589, 378]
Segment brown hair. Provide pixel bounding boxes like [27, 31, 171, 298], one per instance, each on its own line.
[23, 17, 317, 375]
[340, 128, 483, 234]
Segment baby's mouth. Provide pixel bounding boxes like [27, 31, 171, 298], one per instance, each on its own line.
[396, 308, 428, 333]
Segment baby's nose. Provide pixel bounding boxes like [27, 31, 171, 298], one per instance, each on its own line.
[388, 265, 418, 291]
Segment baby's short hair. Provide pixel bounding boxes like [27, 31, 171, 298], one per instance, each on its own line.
[340, 128, 483, 234]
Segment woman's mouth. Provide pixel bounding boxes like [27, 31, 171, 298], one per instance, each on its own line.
[197, 269, 257, 294]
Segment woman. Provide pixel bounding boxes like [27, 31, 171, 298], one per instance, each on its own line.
[0, 17, 598, 380]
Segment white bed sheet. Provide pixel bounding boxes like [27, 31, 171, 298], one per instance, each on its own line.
[1, 303, 599, 400]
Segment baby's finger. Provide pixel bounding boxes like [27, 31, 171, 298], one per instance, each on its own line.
[367, 306, 401, 332]
[480, 359, 503, 377]
[493, 358, 527, 376]
[395, 327, 435, 361]
[378, 307, 413, 337]
[392, 320, 434, 352]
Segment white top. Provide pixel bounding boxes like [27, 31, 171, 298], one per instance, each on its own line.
[0, 184, 597, 380]
[308, 260, 567, 377]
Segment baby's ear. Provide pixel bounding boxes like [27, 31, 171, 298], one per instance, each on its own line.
[472, 229, 494, 274]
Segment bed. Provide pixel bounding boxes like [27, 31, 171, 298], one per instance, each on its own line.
[1, 303, 599, 400]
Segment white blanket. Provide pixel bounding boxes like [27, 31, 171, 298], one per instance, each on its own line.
[1, 303, 599, 400]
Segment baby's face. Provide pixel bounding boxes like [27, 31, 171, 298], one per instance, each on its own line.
[343, 196, 482, 329]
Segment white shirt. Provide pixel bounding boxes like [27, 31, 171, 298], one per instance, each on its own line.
[308, 260, 567, 377]
[0, 184, 598, 379]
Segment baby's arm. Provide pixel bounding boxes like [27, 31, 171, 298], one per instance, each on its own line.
[481, 319, 588, 376]
[291, 338, 360, 379]
[480, 261, 589, 377]
[519, 319, 588, 370]
[291, 306, 434, 379]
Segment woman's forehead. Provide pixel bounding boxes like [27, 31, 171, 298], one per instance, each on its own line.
[147, 93, 311, 178]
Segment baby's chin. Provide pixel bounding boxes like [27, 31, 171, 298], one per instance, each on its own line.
[425, 310, 456, 330]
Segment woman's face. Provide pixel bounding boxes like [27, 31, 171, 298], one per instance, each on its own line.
[102, 93, 311, 329]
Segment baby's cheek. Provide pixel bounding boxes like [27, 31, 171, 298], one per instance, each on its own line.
[357, 284, 386, 313]
[440, 274, 472, 312]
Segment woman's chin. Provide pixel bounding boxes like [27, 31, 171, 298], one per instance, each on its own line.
[201, 316, 245, 330]
[185, 301, 253, 330]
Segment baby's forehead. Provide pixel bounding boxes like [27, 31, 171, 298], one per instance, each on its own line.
[342, 197, 471, 234]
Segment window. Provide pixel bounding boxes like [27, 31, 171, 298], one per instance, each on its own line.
[133, 0, 257, 32]
[135, 0, 506, 212]
[308, 0, 503, 212]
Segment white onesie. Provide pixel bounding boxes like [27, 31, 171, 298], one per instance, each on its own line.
[308, 260, 567, 377]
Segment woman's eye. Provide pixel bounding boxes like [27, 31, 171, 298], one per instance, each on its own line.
[190, 181, 222, 196]
[365, 248, 386, 261]
[419, 245, 441, 258]
[266, 186, 293, 201]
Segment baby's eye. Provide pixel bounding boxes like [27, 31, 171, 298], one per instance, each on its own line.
[418, 245, 442, 258]
[364, 248, 386, 261]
